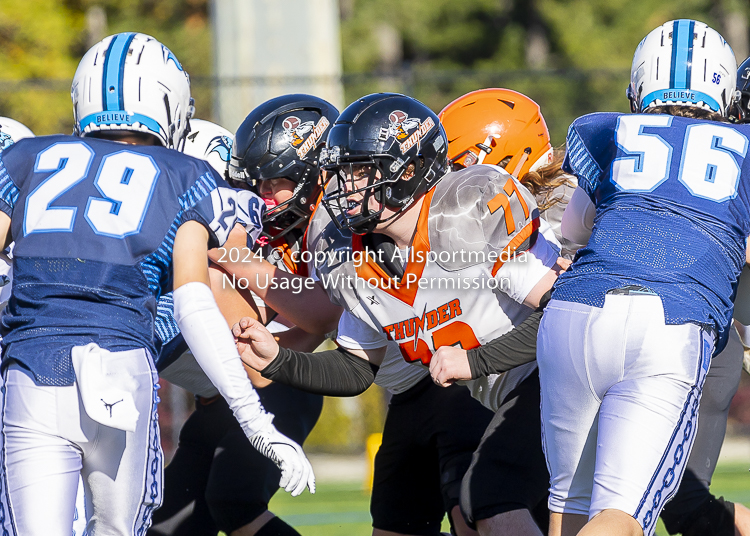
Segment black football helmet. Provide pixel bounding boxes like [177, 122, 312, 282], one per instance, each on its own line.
[320, 93, 449, 235]
[229, 94, 339, 239]
[733, 57, 750, 122]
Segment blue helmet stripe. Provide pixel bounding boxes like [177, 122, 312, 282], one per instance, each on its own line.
[686, 20, 695, 87]
[102, 33, 136, 111]
[670, 20, 694, 90]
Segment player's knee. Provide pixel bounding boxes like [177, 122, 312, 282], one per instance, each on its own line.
[662, 495, 734, 536]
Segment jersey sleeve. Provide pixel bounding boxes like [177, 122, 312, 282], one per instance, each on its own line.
[494, 231, 558, 304]
[180, 163, 239, 248]
[562, 112, 620, 202]
[479, 170, 540, 258]
[234, 190, 266, 247]
[429, 166, 541, 273]
[154, 292, 180, 345]
[0, 143, 26, 218]
[336, 306, 388, 351]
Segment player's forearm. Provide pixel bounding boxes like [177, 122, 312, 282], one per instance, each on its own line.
[220, 257, 341, 334]
[467, 290, 550, 377]
[174, 282, 273, 436]
[261, 345, 379, 396]
[259, 274, 341, 334]
[275, 326, 327, 353]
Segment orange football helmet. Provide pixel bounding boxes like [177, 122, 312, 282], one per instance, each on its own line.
[438, 88, 553, 178]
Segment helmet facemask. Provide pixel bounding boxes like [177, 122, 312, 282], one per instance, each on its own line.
[253, 174, 320, 242]
[321, 152, 426, 235]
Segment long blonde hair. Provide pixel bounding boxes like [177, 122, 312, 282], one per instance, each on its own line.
[519, 148, 573, 210]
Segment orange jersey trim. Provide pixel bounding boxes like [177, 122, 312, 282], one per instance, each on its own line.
[490, 217, 540, 277]
[353, 188, 436, 307]
[268, 191, 324, 278]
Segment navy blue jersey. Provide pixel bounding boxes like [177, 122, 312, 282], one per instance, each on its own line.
[0, 135, 240, 385]
[152, 189, 266, 371]
[557, 112, 750, 352]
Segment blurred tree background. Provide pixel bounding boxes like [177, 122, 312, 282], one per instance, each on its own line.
[1, 0, 748, 143]
[3, 0, 750, 453]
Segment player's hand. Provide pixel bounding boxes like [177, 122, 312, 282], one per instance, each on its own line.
[429, 346, 471, 387]
[233, 317, 280, 371]
[249, 420, 316, 496]
[556, 256, 572, 272]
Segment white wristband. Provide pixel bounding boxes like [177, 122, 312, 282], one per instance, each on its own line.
[173, 281, 272, 437]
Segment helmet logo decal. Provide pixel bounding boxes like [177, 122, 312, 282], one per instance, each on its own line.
[208, 135, 233, 162]
[0, 132, 13, 151]
[282, 116, 330, 159]
[398, 116, 435, 154]
[378, 110, 436, 154]
[295, 116, 330, 159]
[162, 45, 184, 71]
[282, 116, 314, 148]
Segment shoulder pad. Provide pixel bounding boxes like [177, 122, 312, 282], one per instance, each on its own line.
[564, 112, 622, 192]
[428, 165, 539, 271]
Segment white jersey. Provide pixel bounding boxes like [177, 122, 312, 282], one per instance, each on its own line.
[318, 165, 559, 400]
[308, 200, 430, 394]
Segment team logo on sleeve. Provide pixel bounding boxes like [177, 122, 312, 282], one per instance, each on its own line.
[207, 135, 233, 162]
[378, 110, 436, 154]
[283, 116, 330, 159]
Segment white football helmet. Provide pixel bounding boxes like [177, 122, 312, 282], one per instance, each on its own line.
[71, 32, 194, 148]
[0, 117, 34, 151]
[628, 20, 737, 116]
[181, 119, 233, 177]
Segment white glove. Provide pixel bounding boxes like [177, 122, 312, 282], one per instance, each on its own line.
[249, 420, 316, 496]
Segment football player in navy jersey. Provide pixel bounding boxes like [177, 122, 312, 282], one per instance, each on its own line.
[0, 33, 312, 536]
[538, 20, 749, 536]
[148, 115, 325, 536]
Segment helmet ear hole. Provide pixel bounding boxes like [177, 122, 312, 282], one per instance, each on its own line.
[498, 155, 513, 169]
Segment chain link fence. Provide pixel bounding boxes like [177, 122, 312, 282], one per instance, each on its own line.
[0, 67, 632, 144]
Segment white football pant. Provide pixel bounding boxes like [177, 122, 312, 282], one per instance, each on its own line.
[0, 346, 162, 535]
[538, 294, 712, 536]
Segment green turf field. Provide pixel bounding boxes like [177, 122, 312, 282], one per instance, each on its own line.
[258, 462, 750, 535]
